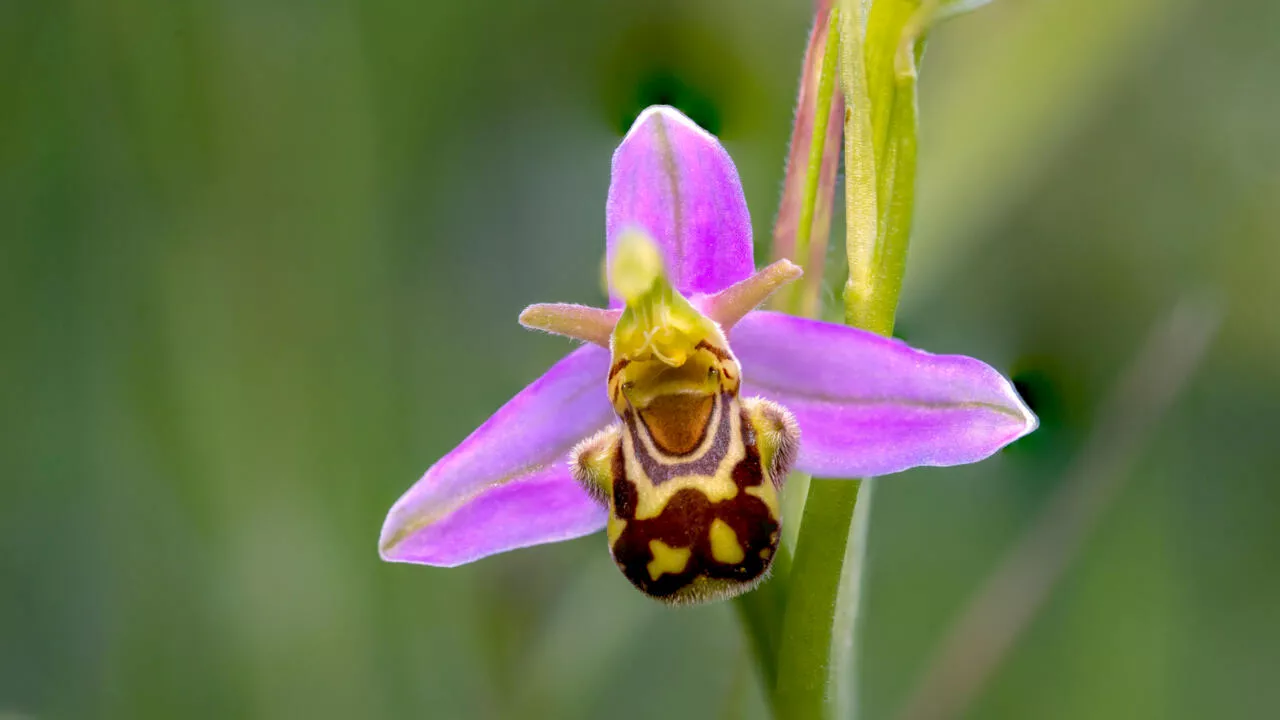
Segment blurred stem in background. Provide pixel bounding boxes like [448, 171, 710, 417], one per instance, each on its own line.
[895, 296, 1220, 720]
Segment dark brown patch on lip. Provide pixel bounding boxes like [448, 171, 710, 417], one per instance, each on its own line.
[639, 393, 714, 456]
[608, 358, 631, 380]
[609, 421, 779, 601]
[613, 446, 637, 520]
[695, 340, 731, 361]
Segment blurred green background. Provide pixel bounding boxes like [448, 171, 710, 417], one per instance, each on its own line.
[3, 0, 1279, 718]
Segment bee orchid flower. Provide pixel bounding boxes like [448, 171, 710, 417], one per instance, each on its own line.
[379, 106, 1036, 604]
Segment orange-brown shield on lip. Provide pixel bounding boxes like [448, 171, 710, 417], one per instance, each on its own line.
[639, 393, 714, 455]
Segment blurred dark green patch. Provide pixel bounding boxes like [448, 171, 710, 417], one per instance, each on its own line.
[1009, 363, 1065, 457]
[596, 17, 737, 137]
[621, 70, 721, 136]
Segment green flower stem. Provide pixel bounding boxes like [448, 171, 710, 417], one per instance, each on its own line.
[734, 6, 842, 705]
[845, 0, 922, 336]
[774, 478, 863, 718]
[733, 539, 791, 694]
[787, 7, 842, 316]
[775, 1, 927, 718]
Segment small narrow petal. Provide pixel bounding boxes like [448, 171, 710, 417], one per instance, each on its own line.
[732, 311, 1037, 477]
[700, 259, 803, 330]
[519, 303, 620, 348]
[380, 345, 614, 565]
[606, 106, 755, 303]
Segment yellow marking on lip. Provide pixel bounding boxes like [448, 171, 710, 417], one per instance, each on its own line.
[709, 519, 745, 564]
[607, 514, 627, 547]
[632, 469, 739, 521]
[745, 483, 782, 520]
[647, 540, 692, 580]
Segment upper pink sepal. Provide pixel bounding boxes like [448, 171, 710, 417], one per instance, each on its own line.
[606, 106, 756, 303]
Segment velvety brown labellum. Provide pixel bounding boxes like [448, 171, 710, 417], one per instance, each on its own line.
[639, 394, 715, 456]
[610, 404, 780, 604]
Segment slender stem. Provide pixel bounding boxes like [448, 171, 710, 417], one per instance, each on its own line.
[787, 7, 843, 315]
[733, 541, 792, 698]
[897, 299, 1220, 720]
[847, 75, 917, 335]
[774, 479, 862, 718]
[771, 0, 844, 317]
[734, 6, 842, 708]
[845, 0, 920, 336]
[776, 1, 925, 718]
